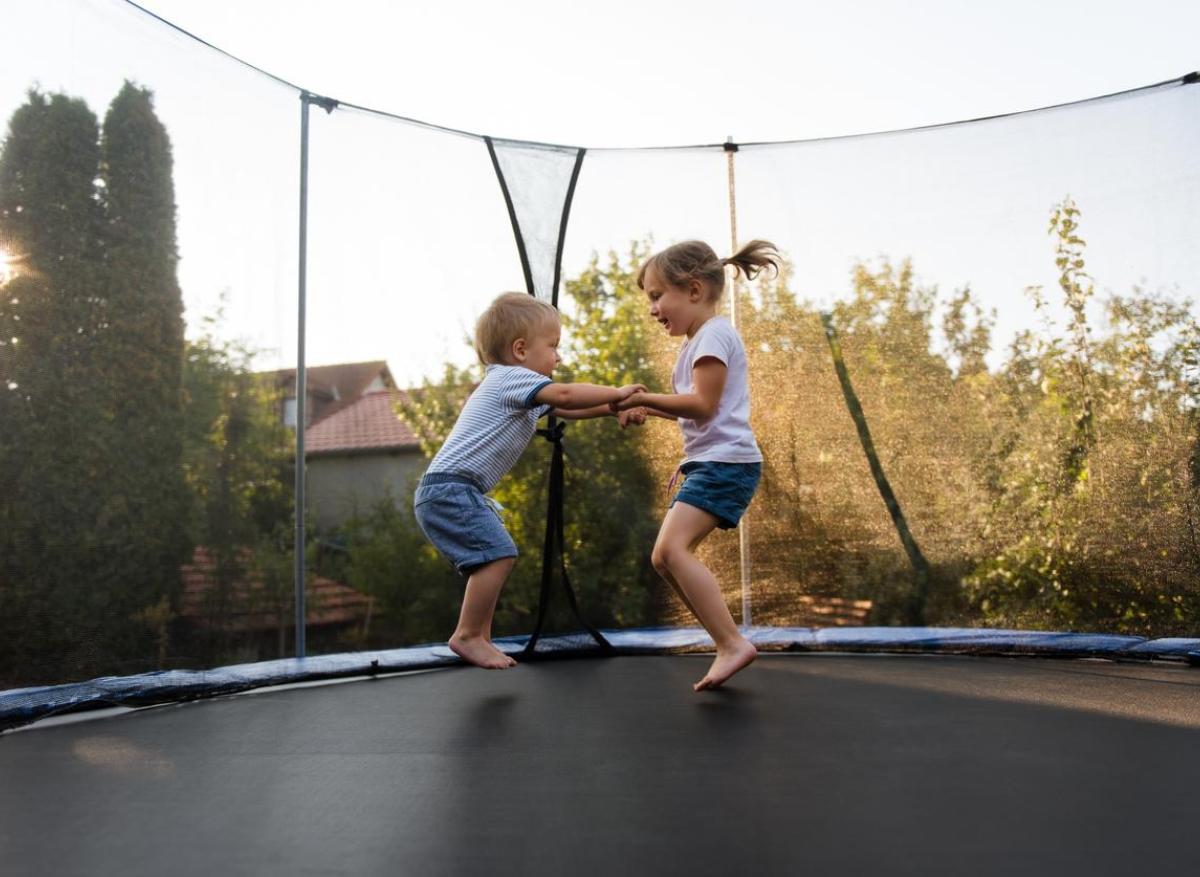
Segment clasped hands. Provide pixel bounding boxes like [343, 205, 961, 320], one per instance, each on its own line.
[612, 384, 649, 429]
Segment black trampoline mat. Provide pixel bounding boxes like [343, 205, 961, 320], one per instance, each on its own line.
[2, 654, 1198, 876]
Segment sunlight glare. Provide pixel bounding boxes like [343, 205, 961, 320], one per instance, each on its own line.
[0, 246, 16, 284]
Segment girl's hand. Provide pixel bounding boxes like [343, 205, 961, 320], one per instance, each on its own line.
[611, 391, 644, 412]
[617, 407, 647, 428]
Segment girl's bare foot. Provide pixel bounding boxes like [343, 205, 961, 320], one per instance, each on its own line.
[694, 639, 757, 691]
[449, 633, 514, 669]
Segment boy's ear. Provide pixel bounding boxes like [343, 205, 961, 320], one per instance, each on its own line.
[511, 337, 527, 362]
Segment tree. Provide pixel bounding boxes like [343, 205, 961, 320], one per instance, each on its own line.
[0, 84, 191, 684]
[179, 306, 295, 663]
[962, 200, 1199, 633]
[0, 91, 111, 684]
[93, 82, 191, 665]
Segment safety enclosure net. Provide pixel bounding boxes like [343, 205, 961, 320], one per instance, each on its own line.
[1, 1, 1197, 712]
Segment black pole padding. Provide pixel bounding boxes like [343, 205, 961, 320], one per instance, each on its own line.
[821, 312, 930, 625]
[522, 419, 613, 657]
[551, 148, 586, 308]
[723, 139, 739, 153]
[484, 136, 537, 299]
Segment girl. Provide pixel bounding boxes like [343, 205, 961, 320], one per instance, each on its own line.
[615, 240, 780, 690]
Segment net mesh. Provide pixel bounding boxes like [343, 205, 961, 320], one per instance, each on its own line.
[0, 0, 1196, 695]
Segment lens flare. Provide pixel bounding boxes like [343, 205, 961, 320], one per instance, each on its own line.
[0, 246, 17, 284]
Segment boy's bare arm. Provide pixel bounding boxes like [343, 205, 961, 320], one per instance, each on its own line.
[619, 392, 706, 420]
[552, 404, 615, 420]
[535, 381, 646, 410]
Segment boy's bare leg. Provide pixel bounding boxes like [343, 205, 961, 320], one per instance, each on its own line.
[478, 579, 516, 666]
[652, 503, 756, 691]
[450, 556, 517, 669]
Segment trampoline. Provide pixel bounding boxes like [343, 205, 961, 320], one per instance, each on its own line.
[3, 4, 1200, 874]
[2, 650, 1199, 875]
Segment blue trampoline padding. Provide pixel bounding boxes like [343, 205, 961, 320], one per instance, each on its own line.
[2, 626, 1197, 731]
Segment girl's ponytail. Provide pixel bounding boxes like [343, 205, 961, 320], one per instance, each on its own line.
[722, 239, 781, 281]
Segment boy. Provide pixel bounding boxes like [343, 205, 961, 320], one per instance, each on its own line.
[414, 292, 644, 669]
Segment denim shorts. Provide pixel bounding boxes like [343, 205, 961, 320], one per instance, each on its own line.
[670, 461, 762, 530]
[413, 474, 517, 575]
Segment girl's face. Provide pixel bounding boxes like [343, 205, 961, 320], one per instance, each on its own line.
[643, 265, 711, 338]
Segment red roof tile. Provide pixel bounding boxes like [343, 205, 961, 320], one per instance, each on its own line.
[265, 361, 398, 428]
[269, 361, 394, 402]
[305, 389, 420, 456]
[179, 547, 373, 633]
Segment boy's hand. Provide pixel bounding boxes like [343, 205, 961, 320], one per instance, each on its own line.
[617, 407, 647, 428]
[616, 383, 647, 400]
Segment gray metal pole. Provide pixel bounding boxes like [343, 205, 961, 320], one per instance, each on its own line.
[294, 92, 311, 658]
[725, 138, 752, 629]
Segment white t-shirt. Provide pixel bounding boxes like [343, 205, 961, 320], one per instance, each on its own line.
[671, 315, 762, 465]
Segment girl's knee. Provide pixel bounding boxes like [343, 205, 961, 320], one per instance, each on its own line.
[651, 549, 669, 577]
[651, 542, 685, 576]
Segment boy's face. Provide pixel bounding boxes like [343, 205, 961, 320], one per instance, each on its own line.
[514, 317, 561, 378]
[643, 265, 704, 337]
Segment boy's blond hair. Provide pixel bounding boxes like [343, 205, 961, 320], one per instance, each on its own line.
[474, 292, 560, 365]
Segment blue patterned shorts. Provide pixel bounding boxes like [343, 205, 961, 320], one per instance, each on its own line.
[670, 461, 762, 530]
[413, 474, 517, 575]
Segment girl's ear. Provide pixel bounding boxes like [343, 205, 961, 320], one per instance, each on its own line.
[688, 278, 705, 301]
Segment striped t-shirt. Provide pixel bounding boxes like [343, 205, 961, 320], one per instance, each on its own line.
[425, 364, 554, 493]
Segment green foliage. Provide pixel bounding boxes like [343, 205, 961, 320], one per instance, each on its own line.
[178, 303, 295, 662]
[0, 85, 190, 684]
[958, 202, 1198, 633]
[336, 494, 461, 646]
[679, 201, 1197, 637]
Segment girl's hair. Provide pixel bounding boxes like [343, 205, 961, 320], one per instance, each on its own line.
[474, 292, 560, 365]
[636, 239, 781, 300]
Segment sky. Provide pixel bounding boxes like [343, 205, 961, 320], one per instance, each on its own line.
[3, 0, 1199, 385]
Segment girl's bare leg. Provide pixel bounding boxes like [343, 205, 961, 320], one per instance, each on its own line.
[652, 503, 756, 690]
[449, 557, 517, 668]
[651, 536, 701, 621]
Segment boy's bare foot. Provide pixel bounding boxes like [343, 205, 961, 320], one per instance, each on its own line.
[481, 636, 517, 666]
[449, 633, 514, 669]
[491, 643, 518, 667]
[694, 639, 757, 691]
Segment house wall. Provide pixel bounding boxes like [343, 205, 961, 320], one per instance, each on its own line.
[306, 451, 427, 531]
